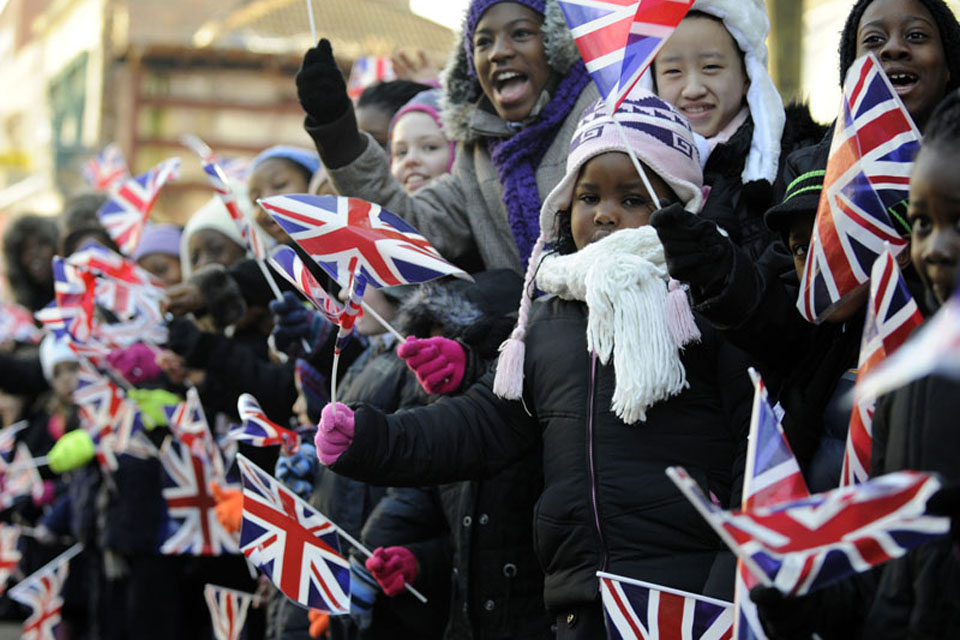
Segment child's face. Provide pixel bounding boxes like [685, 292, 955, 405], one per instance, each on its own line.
[390, 112, 451, 193]
[188, 229, 246, 272]
[654, 16, 748, 138]
[856, 0, 949, 131]
[909, 145, 960, 305]
[473, 3, 551, 123]
[570, 152, 677, 250]
[52, 362, 79, 400]
[248, 158, 312, 242]
[137, 252, 182, 287]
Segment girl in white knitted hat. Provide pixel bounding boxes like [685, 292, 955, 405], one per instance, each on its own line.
[315, 88, 753, 639]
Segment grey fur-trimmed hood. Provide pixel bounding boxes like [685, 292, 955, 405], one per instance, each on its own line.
[440, 0, 582, 144]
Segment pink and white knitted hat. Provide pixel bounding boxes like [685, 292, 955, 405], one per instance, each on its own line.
[494, 87, 704, 400]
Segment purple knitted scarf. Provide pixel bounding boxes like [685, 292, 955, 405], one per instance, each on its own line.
[488, 61, 590, 267]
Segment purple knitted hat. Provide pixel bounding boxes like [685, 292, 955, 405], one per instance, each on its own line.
[133, 223, 182, 261]
[464, 0, 547, 75]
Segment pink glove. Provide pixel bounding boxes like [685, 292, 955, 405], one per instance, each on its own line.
[315, 403, 355, 466]
[107, 343, 162, 385]
[365, 546, 418, 597]
[397, 336, 466, 395]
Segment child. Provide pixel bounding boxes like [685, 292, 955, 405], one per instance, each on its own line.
[246, 145, 322, 244]
[314, 89, 752, 639]
[134, 223, 183, 287]
[388, 89, 455, 193]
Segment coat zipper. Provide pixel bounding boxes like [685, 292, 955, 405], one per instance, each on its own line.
[587, 351, 608, 570]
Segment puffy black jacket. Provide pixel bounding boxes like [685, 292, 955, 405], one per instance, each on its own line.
[332, 296, 752, 612]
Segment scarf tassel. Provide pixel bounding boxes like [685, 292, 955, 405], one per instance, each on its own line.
[665, 279, 701, 348]
[493, 333, 526, 400]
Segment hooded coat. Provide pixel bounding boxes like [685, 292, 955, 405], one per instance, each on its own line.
[307, 0, 598, 274]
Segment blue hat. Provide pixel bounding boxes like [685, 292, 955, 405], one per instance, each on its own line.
[250, 145, 322, 177]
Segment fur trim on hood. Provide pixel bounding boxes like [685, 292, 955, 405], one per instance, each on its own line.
[440, 0, 582, 143]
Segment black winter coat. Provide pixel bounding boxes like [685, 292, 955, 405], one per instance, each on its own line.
[332, 296, 752, 612]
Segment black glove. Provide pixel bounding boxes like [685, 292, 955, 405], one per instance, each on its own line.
[650, 202, 735, 299]
[165, 317, 202, 360]
[296, 39, 351, 125]
[750, 586, 820, 640]
[269, 292, 333, 357]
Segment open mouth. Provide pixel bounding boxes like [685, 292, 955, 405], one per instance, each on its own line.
[493, 70, 530, 105]
[403, 173, 427, 189]
[680, 103, 715, 120]
[887, 71, 919, 95]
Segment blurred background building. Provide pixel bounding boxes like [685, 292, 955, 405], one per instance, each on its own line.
[0, 0, 958, 225]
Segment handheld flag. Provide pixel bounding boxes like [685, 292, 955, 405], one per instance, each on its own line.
[83, 143, 130, 192]
[165, 387, 222, 475]
[268, 245, 343, 322]
[0, 524, 21, 594]
[1, 443, 43, 510]
[231, 394, 300, 455]
[237, 454, 350, 614]
[8, 543, 83, 640]
[335, 270, 366, 356]
[159, 438, 236, 556]
[855, 286, 960, 402]
[52, 257, 98, 343]
[97, 158, 180, 256]
[259, 195, 469, 288]
[797, 53, 920, 322]
[735, 371, 810, 639]
[668, 467, 949, 596]
[841, 247, 923, 487]
[0, 302, 42, 345]
[599, 572, 733, 640]
[560, 0, 694, 113]
[204, 584, 255, 640]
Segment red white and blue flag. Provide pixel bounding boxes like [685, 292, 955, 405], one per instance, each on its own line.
[237, 454, 350, 614]
[0, 443, 39, 510]
[0, 524, 21, 594]
[259, 195, 468, 289]
[97, 158, 180, 256]
[734, 372, 810, 639]
[599, 572, 733, 640]
[230, 394, 300, 455]
[0, 421, 27, 472]
[183, 135, 265, 260]
[842, 247, 923, 487]
[856, 286, 960, 402]
[335, 270, 366, 355]
[204, 584, 254, 640]
[164, 387, 222, 475]
[0, 302, 42, 345]
[83, 143, 130, 192]
[52, 257, 98, 343]
[347, 56, 396, 100]
[8, 543, 82, 640]
[668, 467, 949, 596]
[798, 53, 920, 323]
[268, 245, 342, 322]
[560, 0, 694, 113]
[159, 437, 236, 556]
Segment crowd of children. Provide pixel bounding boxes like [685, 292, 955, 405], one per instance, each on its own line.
[0, 0, 959, 638]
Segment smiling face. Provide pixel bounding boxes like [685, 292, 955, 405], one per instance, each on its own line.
[188, 229, 246, 272]
[856, 0, 950, 130]
[909, 145, 960, 305]
[473, 3, 551, 123]
[390, 111, 451, 192]
[248, 158, 312, 242]
[569, 152, 676, 250]
[654, 15, 748, 138]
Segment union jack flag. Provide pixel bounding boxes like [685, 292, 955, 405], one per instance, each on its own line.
[0, 443, 42, 510]
[73, 361, 131, 471]
[237, 454, 350, 613]
[842, 247, 923, 487]
[856, 286, 960, 402]
[183, 135, 265, 260]
[0, 302, 42, 345]
[67, 242, 166, 322]
[164, 387, 224, 480]
[0, 524, 21, 594]
[230, 393, 300, 455]
[668, 467, 949, 596]
[8, 543, 82, 640]
[268, 245, 342, 322]
[97, 158, 180, 256]
[259, 195, 468, 289]
[335, 270, 366, 355]
[83, 143, 130, 192]
[347, 56, 396, 100]
[52, 257, 98, 343]
[798, 53, 920, 323]
[734, 372, 810, 639]
[0, 421, 27, 472]
[599, 571, 733, 640]
[560, 0, 694, 113]
[204, 584, 254, 640]
[159, 437, 237, 556]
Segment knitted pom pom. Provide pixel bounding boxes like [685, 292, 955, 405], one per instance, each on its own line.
[665, 279, 701, 347]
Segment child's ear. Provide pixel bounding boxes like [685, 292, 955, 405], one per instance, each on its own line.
[896, 244, 912, 269]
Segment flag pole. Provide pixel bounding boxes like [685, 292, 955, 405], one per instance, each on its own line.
[305, 0, 317, 42]
[329, 523, 429, 604]
[610, 113, 661, 210]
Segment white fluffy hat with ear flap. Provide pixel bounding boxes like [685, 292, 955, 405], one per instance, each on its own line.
[643, 0, 786, 185]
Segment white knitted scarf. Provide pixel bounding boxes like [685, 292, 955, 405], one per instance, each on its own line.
[536, 227, 690, 423]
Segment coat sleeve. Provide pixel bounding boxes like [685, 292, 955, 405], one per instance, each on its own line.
[331, 369, 540, 487]
[307, 114, 480, 269]
[714, 331, 754, 508]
